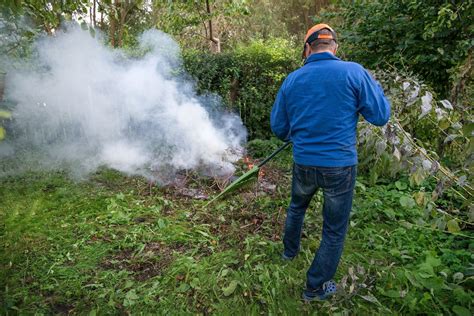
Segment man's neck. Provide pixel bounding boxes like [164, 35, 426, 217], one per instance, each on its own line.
[310, 49, 334, 56]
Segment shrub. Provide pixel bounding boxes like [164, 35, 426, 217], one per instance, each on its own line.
[183, 38, 299, 139]
[332, 0, 472, 100]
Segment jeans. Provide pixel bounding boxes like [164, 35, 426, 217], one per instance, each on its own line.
[283, 163, 356, 291]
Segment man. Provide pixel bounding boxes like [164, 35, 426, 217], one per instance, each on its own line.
[270, 24, 390, 302]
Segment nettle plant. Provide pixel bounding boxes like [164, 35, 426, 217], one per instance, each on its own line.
[357, 70, 473, 232]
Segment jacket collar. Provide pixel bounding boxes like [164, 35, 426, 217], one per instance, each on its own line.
[304, 52, 340, 65]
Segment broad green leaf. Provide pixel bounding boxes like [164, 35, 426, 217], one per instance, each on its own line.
[400, 196, 416, 209]
[419, 276, 445, 290]
[382, 289, 401, 298]
[418, 264, 434, 278]
[0, 127, 4, 140]
[405, 270, 422, 288]
[125, 289, 138, 300]
[157, 218, 166, 228]
[395, 180, 407, 191]
[461, 122, 474, 136]
[453, 306, 471, 316]
[425, 255, 441, 268]
[453, 288, 471, 305]
[439, 118, 450, 130]
[447, 219, 461, 233]
[176, 283, 190, 293]
[222, 280, 238, 296]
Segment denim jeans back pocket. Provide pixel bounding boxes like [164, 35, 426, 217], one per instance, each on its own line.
[320, 166, 354, 194]
[293, 164, 316, 196]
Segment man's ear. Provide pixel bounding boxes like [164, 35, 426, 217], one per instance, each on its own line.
[334, 43, 338, 55]
[305, 43, 311, 58]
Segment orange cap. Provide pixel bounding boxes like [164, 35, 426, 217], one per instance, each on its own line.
[304, 23, 336, 44]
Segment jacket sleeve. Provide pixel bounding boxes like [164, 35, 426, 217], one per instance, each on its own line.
[270, 83, 290, 140]
[357, 69, 391, 126]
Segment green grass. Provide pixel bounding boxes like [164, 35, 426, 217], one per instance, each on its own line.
[1, 156, 472, 315]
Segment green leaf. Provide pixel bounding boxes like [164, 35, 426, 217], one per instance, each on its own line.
[157, 218, 167, 229]
[439, 118, 450, 130]
[221, 268, 229, 277]
[400, 196, 416, 209]
[453, 306, 471, 316]
[382, 289, 401, 298]
[0, 127, 4, 140]
[125, 289, 138, 300]
[462, 122, 474, 137]
[419, 276, 446, 290]
[405, 270, 422, 288]
[395, 180, 407, 190]
[425, 255, 441, 268]
[176, 283, 190, 293]
[447, 219, 461, 233]
[222, 280, 238, 296]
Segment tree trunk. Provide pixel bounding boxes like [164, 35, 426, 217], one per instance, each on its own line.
[93, 0, 96, 27]
[109, 0, 117, 47]
[117, 1, 127, 47]
[206, 0, 220, 53]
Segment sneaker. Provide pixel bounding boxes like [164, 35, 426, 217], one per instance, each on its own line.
[302, 280, 337, 302]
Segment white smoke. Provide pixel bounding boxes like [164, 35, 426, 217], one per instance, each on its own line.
[1, 26, 246, 181]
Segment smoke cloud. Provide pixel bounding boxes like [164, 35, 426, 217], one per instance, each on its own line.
[0, 26, 246, 181]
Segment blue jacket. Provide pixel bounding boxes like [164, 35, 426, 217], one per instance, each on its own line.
[270, 52, 390, 167]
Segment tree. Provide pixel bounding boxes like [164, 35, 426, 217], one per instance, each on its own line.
[335, 0, 473, 100]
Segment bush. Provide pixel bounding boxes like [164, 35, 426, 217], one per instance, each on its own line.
[332, 0, 472, 100]
[183, 38, 299, 139]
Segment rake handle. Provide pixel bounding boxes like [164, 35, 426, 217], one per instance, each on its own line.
[257, 141, 291, 168]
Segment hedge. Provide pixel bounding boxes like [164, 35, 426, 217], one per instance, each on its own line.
[183, 39, 299, 139]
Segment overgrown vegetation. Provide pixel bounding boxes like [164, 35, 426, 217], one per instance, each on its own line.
[333, 0, 473, 100]
[1, 146, 472, 314]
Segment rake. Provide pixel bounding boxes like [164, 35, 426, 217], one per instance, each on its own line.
[205, 141, 291, 207]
